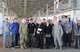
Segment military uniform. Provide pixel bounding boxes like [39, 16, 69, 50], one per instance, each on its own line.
[19, 23, 28, 48]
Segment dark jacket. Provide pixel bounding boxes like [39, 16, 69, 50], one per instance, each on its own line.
[45, 24, 52, 34]
[28, 23, 35, 34]
[36, 23, 46, 35]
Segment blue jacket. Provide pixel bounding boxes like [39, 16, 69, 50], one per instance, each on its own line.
[11, 22, 19, 35]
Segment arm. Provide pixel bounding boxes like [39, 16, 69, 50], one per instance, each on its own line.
[33, 28, 36, 35]
[2, 23, 4, 33]
[27, 23, 29, 34]
[74, 24, 78, 36]
[63, 24, 66, 33]
[33, 24, 36, 35]
[19, 24, 23, 38]
[10, 23, 14, 32]
[68, 23, 72, 33]
[52, 26, 54, 37]
[9, 23, 11, 32]
[60, 25, 63, 37]
[19, 24, 22, 35]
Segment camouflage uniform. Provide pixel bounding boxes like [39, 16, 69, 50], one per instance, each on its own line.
[19, 23, 28, 48]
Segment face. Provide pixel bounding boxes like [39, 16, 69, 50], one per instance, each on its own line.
[46, 21, 49, 25]
[29, 20, 33, 23]
[43, 19, 46, 23]
[25, 19, 27, 23]
[66, 18, 69, 23]
[14, 18, 17, 22]
[77, 20, 80, 24]
[5, 18, 8, 22]
[49, 20, 52, 24]
[22, 18, 27, 24]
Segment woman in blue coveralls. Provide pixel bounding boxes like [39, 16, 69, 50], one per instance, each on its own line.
[2, 18, 10, 48]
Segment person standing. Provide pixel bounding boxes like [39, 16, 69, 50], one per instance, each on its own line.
[36, 19, 45, 49]
[19, 18, 28, 49]
[74, 18, 80, 49]
[63, 18, 72, 47]
[11, 18, 19, 49]
[52, 20, 63, 50]
[45, 21, 52, 49]
[48, 20, 54, 46]
[2, 18, 10, 48]
[41, 19, 46, 46]
[28, 18, 36, 47]
[42, 18, 46, 34]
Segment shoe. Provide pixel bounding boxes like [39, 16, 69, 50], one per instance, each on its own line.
[7, 46, 10, 48]
[28, 45, 31, 47]
[60, 47, 62, 50]
[24, 46, 27, 49]
[54, 47, 58, 49]
[36, 46, 40, 48]
[40, 47, 43, 49]
[21, 46, 24, 49]
[11, 47, 15, 49]
[15, 46, 19, 48]
[3, 46, 6, 48]
[46, 46, 50, 49]
[75, 47, 78, 49]
[60, 45, 62, 50]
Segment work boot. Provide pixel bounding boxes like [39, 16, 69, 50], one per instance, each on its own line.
[60, 45, 62, 50]
[21, 46, 24, 49]
[54, 45, 58, 49]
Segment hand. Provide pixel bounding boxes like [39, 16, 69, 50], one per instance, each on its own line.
[37, 31, 40, 34]
[66, 31, 68, 33]
[2, 30, 4, 34]
[33, 33, 35, 36]
[78, 33, 80, 36]
[10, 32, 12, 35]
[60, 35, 62, 37]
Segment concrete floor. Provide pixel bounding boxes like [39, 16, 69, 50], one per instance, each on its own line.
[0, 36, 80, 52]
[0, 48, 80, 52]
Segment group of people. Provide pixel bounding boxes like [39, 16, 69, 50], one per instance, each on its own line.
[2, 16, 80, 50]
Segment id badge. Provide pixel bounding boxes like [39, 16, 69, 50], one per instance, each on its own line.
[38, 28, 42, 31]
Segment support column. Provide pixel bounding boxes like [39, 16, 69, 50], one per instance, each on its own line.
[38, 10, 41, 19]
[69, 0, 71, 9]
[2, 2, 5, 19]
[46, 4, 48, 19]
[7, 8, 9, 18]
[24, 0, 27, 17]
[54, 0, 56, 16]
